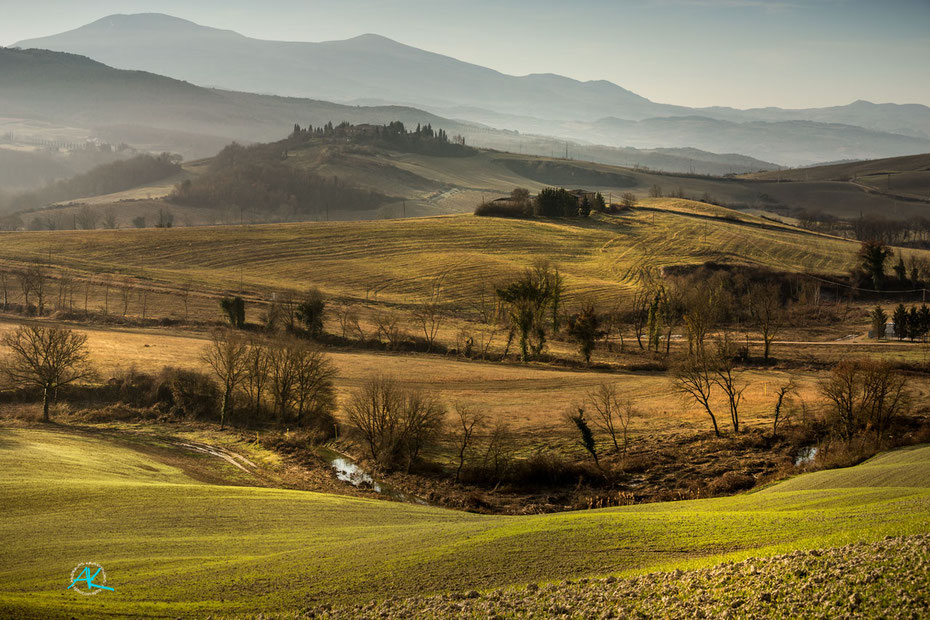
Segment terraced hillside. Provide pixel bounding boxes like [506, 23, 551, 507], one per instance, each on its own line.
[0, 427, 927, 618]
[4, 201, 920, 311]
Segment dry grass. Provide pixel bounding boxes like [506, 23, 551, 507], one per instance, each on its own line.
[4, 201, 921, 314]
[0, 319, 827, 443]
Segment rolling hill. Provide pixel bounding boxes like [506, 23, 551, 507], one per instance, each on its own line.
[5, 200, 929, 313]
[14, 13, 930, 165]
[11, 128, 930, 230]
[0, 426, 927, 617]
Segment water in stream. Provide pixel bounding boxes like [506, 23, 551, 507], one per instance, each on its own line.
[330, 457, 382, 493]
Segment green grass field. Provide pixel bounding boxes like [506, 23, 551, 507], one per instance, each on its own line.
[0, 426, 927, 618]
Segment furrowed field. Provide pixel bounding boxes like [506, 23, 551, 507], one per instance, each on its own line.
[3, 201, 916, 314]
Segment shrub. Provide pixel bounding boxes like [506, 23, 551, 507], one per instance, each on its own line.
[474, 201, 530, 219]
[155, 367, 220, 420]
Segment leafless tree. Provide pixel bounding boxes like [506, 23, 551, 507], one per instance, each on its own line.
[412, 274, 446, 352]
[711, 337, 747, 434]
[0, 324, 96, 420]
[337, 304, 360, 339]
[276, 292, 299, 332]
[201, 330, 250, 428]
[588, 383, 637, 455]
[102, 208, 118, 230]
[346, 375, 444, 471]
[772, 381, 796, 439]
[620, 192, 637, 208]
[56, 275, 75, 313]
[178, 281, 192, 321]
[291, 344, 337, 427]
[266, 339, 298, 421]
[820, 359, 908, 440]
[243, 338, 271, 417]
[681, 286, 717, 356]
[398, 389, 445, 472]
[451, 404, 487, 483]
[480, 419, 516, 482]
[18, 264, 47, 315]
[0, 271, 9, 310]
[747, 282, 784, 363]
[374, 309, 405, 350]
[347, 375, 405, 464]
[75, 205, 99, 230]
[118, 279, 132, 316]
[673, 351, 720, 437]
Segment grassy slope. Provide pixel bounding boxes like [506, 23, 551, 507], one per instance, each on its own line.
[0, 427, 928, 618]
[4, 201, 918, 307]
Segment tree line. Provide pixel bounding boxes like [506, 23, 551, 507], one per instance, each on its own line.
[287, 121, 472, 157]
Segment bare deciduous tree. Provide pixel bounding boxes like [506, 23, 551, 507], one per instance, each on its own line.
[118, 279, 133, 316]
[244, 338, 271, 417]
[412, 275, 446, 352]
[18, 264, 47, 315]
[711, 337, 747, 434]
[374, 310, 405, 350]
[748, 282, 783, 363]
[819, 359, 908, 440]
[337, 304, 360, 340]
[451, 403, 486, 483]
[201, 330, 250, 428]
[480, 419, 516, 482]
[291, 344, 337, 427]
[0, 324, 96, 420]
[345, 375, 444, 471]
[0, 271, 10, 310]
[588, 383, 637, 455]
[673, 352, 720, 437]
[772, 381, 796, 439]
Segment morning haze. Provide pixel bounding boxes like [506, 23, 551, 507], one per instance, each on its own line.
[1, 2, 929, 618]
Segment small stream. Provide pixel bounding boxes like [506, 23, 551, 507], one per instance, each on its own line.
[318, 447, 428, 505]
[330, 457, 383, 493]
[795, 446, 819, 467]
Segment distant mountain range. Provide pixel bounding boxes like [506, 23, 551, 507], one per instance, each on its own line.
[0, 47, 779, 184]
[13, 13, 930, 166]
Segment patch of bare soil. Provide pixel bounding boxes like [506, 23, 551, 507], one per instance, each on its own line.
[308, 535, 930, 619]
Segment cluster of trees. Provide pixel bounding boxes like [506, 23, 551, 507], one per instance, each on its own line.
[0, 265, 179, 321]
[201, 330, 336, 430]
[819, 359, 908, 441]
[287, 121, 471, 157]
[853, 240, 927, 291]
[7, 153, 181, 215]
[476, 187, 608, 219]
[346, 375, 445, 472]
[797, 211, 930, 249]
[872, 304, 930, 341]
[169, 141, 388, 217]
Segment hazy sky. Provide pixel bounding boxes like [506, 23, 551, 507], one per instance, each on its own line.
[3, 0, 928, 109]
